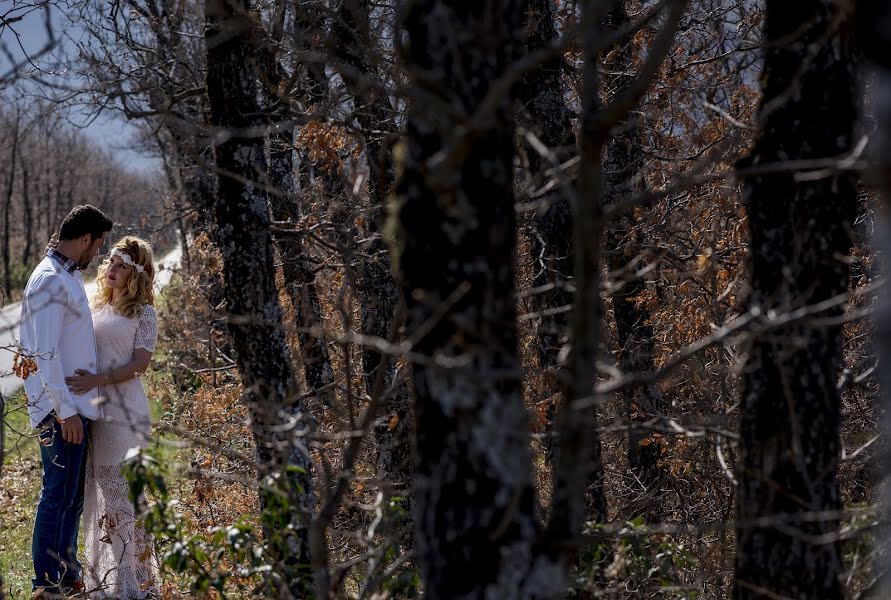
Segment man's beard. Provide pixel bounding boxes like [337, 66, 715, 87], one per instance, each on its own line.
[76, 256, 93, 270]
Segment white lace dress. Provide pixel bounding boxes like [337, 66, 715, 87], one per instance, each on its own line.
[83, 303, 159, 599]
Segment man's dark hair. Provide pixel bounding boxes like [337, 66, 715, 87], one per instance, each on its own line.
[58, 205, 114, 241]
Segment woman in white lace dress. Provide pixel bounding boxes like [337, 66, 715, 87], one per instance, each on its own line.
[65, 236, 160, 599]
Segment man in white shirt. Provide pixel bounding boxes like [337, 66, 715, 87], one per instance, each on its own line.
[19, 204, 113, 597]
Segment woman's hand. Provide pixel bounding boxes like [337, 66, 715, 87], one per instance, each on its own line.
[45, 233, 59, 253]
[66, 369, 102, 394]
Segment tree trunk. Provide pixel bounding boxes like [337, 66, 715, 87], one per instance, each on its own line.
[257, 27, 336, 409]
[601, 0, 663, 515]
[40, 124, 51, 247]
[546, 0, 609, 547]
[22, 160, 34, 265]
[204, 0, 315, 595]
[518, 0, 575, 461]
[332, 0, 414, 515]
[177, 215, 191, 272]
[271, 4, 343, 407]
[270, 133, 336, 405]
[3, 111, 19, 296]
[734, 2, 857, 598]
[155, 133, 195, 273]
[332, 0, 394, 207]
[391, 2, 563, 596]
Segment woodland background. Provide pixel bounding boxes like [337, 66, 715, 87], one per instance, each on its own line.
[2, 0, 891, 598]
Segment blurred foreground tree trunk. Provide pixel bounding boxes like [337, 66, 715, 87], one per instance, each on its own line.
[734, 1, 858, 597]
[390, 1, 564, 596]
[857, 0, 891, 595]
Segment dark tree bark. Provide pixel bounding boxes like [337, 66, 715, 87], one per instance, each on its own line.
[545, 0, 610, 545]
[332, 0, 394, 208]
[204, 0, 315, 595]
[176, 213, 191, 272]
[331, 0, 414, 510]
[290, 256, 336, 403]
[256, 10, 336, 408]
[518, 0, 575, 462]
[142, 0, 216, 257]
[391, 1, 563, 595]
[545, 0, 684, 566]
[266, 123, 334, 396]
[145, 0, 234, 358]
[601, 1, 664, 514]
[734, 2, 858, 598]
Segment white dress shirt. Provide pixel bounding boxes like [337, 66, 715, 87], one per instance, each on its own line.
[19, 255, 101, 428]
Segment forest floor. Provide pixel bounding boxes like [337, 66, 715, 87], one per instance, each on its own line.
[0, 390, 41, 598]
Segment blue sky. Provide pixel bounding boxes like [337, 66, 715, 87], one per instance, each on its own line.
[1, 2, 160, 174]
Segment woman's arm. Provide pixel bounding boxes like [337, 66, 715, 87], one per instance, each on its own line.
[65, 348, 153, 394]
[102, 348, 153, 385]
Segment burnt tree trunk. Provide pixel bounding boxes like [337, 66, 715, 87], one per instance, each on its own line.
[332, 0, 414, 513]
[391, 1, 563, 595]
[734, 1, 857, 598]
[518, 0, 575, 460]
[332, 0, 394, 208]
[601, 1, 664, 514]
[281, 4, 343, 405]
[271, 128, 336, 406]
[204, 0, 315, 595]
[545, 0, 610, 547]
[257, 19, 336, 408]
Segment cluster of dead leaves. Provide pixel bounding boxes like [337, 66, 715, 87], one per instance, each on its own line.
[296, 121, 354, 175]
[12, 350, 37, 380]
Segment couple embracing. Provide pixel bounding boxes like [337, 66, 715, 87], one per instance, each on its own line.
[20, 205, 160, 599]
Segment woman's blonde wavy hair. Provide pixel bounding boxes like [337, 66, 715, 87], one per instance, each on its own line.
[91, 236, 155, 318]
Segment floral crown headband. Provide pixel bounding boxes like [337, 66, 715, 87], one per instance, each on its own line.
[110, 248, 145, 273]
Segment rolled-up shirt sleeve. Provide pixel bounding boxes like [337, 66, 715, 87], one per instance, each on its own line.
[24, 277, 77, 420]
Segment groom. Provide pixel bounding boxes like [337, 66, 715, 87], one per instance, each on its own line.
[19, 204, 113, 597]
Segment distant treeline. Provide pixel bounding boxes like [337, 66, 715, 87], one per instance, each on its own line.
[0, 102, 167, 303]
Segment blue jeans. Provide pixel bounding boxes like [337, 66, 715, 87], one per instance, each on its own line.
[31, 413, 90, 590]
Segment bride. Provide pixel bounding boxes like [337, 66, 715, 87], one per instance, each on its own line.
[64, 236, 160, 598]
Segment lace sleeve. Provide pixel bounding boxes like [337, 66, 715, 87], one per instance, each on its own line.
[134, 305, 158, 352]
